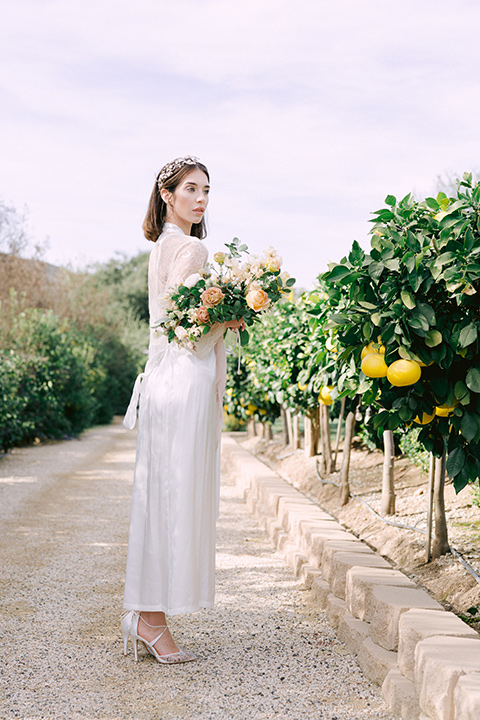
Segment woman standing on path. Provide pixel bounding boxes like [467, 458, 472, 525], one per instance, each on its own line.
[121, 156, 243, 664]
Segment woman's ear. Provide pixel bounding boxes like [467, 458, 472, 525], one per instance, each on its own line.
[160, 189, 173, 205]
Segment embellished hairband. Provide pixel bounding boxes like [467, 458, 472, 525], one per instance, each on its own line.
[156, 155, 201, 188]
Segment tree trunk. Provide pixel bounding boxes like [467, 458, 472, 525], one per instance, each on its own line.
[247, 418, 257, 438]
[286, 408, 293, 448]
[339, 411, 355, 505]
[425, 453, 436, 562]
[292, 410, 300, 449]
[263, 422, 273, 441]
[381, 429, 396, 515]
[333, 397, 346, 469]
[432, 445, 450, 559]
[281, 407, 289, 446]
[304, 406, 320, 458]
[321, 404, 333, 475]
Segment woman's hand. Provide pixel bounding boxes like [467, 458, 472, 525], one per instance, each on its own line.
[225, 318, 246, 331]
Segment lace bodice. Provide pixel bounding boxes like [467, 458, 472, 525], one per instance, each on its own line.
[148, 223, 224, 359]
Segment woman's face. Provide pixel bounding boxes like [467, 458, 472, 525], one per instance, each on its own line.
[165, 168, 210, 233]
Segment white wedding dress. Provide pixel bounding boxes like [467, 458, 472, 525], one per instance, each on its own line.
[123, 223, 226, 614]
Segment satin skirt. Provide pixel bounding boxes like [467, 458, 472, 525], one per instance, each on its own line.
[123, 343, 219, 614]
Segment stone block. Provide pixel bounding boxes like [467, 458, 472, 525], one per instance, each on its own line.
[337, 613, 370, 656]
[244, 487, 258, 514]
[310, 576, 331, 609]
[357, 637, 398, 687]
[261, 484, 302, 517]
[329, 553, 392, 600]
[304, 529, 355, 567]
[277, 496, 316, 532]
[265, 517, 284, 546]
[415, 636, 480, 720]
[346, 566, 416, 622]
[370, 586, 443, 651]
[382, 667, 420, 720]
[282, 541, 307, 576]
[326, 593, 348, 629]
[399, 608, 479, 681]
[286, 508, 333, 540]
[272, 528, 289, 551]
[299, 564, 323, 589]
[454, 672, 480, 720]
[322, 539, 374, 581]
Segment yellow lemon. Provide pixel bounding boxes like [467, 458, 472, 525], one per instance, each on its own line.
[435, 402, 457, 417]
[414, 411, 435, 425]
[318, 386, 334, 405]
[246, 403, 257, 416]
[387, 359, 421, 386]
[361, 353, 388, 378]
[298, 381, 308, 391]
[361, 342, 386, 360]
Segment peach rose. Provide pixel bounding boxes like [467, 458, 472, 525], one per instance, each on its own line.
[201, 286, 224, 307]
[196, 305, 211, 324]
[246, 288, 270, 312]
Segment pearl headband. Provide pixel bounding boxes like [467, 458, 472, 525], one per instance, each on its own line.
[156, 156, 201, 189]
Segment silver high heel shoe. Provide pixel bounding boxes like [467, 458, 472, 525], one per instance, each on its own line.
[121, 611, 197, 664]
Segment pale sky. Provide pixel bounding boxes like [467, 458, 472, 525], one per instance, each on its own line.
[1, 0, 480, 289]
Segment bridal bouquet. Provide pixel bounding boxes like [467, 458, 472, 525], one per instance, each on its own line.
[156, 238, 295, 348]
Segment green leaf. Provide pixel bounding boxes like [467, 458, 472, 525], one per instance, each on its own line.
[454, 381, 471, 405]
[368, 261, 384, 282]
[461, 413, 478, 442]
[466, 367, 480, 393]
[358, 301, 378, 310]
[446, 446, 466, 478]
[425, 330, 443, 347]
[285, 278, 296, 287]
[459, 323, 477, 348]
[325, 265, 354, 282]
[385, 195, 396, 206]
[400, 291, 416, 309]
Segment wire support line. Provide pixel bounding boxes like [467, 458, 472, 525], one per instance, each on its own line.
[314, 459, 480, 587]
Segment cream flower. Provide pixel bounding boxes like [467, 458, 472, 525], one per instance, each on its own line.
[183, 273, 202, 288]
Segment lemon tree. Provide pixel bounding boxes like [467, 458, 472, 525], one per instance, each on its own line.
[320, 173, 480, 493]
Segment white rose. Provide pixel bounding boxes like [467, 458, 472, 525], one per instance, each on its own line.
[183, 273, 202, 288]
[175, 326, 188, 340]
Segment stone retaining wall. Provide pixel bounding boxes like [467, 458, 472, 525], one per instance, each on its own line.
[222, 436, 480, 720]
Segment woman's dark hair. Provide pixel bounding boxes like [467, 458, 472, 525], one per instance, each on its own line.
[143, 161, 210, 242]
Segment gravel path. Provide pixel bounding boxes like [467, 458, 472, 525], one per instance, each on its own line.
[0, 420, 394, 720]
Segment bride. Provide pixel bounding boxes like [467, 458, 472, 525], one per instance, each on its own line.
[121, 156, 243, 664]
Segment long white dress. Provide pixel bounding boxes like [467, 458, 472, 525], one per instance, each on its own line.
[123, 223, 226, 614]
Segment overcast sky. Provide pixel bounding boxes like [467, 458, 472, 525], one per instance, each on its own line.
[1, 0, 480, 289]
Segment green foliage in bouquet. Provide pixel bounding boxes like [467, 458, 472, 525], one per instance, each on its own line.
[157, 238, 295, 348]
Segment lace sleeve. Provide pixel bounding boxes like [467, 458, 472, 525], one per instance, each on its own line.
[167, 239, 225, 359]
